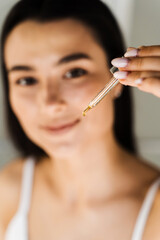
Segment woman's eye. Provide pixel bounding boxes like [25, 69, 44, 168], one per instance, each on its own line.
[65, 68, 88, 79]
[16, 77, 37, 86]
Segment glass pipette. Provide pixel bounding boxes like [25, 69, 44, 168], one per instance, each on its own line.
[82, 66, 119, 116]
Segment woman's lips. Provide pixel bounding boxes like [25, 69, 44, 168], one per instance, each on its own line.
[41, 119, 80, 134]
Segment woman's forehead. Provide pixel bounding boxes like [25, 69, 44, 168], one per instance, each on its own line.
[5, 19, 97, 52]
[4, 19, 107, 68]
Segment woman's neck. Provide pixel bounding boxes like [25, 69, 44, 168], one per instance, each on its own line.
[41, 131, 129, 208]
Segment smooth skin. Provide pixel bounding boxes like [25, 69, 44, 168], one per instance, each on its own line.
[0, 19, 160, 240]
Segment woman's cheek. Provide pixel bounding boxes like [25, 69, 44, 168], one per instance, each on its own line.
[9, 92, 39, 143]
[90, 95, 115, 136]
[63, 75, 107, 107]
[9, 89, 37, 121]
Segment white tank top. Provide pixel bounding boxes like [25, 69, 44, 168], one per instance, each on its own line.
[4, 156, 160, 240]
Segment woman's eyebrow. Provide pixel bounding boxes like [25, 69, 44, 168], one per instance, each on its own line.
[57, 52, 92, 65]
[7, 52, 92, 73]
[7, 65, 35, 74]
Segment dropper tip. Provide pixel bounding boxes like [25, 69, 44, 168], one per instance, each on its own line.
[82, 106, 92, 117]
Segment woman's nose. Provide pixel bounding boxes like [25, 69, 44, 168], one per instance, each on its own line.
[37, 80, 67, 112]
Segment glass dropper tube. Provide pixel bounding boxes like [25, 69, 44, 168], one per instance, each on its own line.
[82, 66, 119, 116]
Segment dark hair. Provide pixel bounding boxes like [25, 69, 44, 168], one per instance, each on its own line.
[1, 0, 136, 160]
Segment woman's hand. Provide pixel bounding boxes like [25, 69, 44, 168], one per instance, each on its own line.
[111, 45, 160, 98]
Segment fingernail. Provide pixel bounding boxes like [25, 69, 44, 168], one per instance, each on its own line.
[124, 49, 138, 57]
[113, 71, 128, 79]
[111, 58, 129, 68]
[135, 78, 143, 85]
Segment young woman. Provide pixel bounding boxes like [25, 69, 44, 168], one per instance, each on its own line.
[0, 0, 160, 239]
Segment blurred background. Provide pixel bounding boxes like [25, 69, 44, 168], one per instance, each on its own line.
[0, 0, 160, 168]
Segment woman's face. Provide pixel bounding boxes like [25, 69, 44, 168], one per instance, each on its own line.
[4, 19, 119, 157]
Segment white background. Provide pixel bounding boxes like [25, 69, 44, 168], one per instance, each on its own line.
[0, 0, 160, 168]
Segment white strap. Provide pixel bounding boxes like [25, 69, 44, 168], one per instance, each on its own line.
[131, 177, 160, 240]
[18, 156, 35, 215]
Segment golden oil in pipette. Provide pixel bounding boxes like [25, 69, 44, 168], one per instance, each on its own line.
[83, 106, 92, 117]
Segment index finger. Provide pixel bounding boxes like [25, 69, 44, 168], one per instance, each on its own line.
[126, 45, 160, 57]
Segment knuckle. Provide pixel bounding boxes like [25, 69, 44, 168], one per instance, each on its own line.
[136, 57, 144, 69]
[138, 46, 147, 53]
[128, 72, 140, 81]
[138, 46, 151, 56]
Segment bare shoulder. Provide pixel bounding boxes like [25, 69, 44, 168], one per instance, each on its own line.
[124, 151, 160, 185]
[144, 187, 160, 240]
[122, 152, 160, 239]
[0, 157, 24, 178]
[136, 156, 160, 183]
[0, 157, 25, 232]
